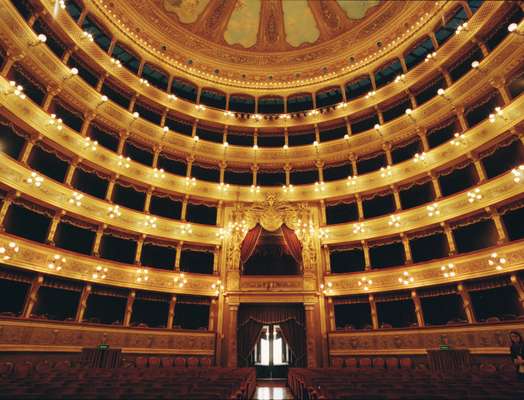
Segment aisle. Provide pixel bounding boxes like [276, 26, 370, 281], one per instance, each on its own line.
[253, 380, 294, 400]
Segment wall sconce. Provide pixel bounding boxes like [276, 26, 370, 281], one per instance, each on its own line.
[394, 74, 406, 84]
[3, 81, 26, 99]
[336, 102, 348, 110]
[48, 254, 66, 271]
[455, 21, 468, 34]
[117, 155, 131, 169]
[398, 271, 414, 285]
[212, 279, 225, 296]
[168, 94, 177, 101]
[68, 191, 84, 207]
[450, 132, 466, 147]
[139, 78, 150, 87]
[318, 228, 329, 241]
[174, 273, 187, 288]
[352, 222, 365, 234]
[143, 215, 157, 229]
[320, 282, 333, 295]
[347, 175, 357, 186]
[223, 111, 235, 118]
[29, 33, 47, 47]
[365, 91, 376, 99]
[424, 52, 437, 62]
[405, 108, 416, 124]
[250, 184, 260, 193]
[413, 152, 426, 163]
[489, 107, 506, 123]
[47, 113, 63, 130]
[180, 223, 192, 235]
[437, 88, 454, 107]
[82, 137, 98, 151]
[92, 265, 108, 280]
[471, 60, 487, 75]
[218, 182, 230, 192]
[152, 167, 165, 179]
[512, 165, 524, 183]
[467, 188, 482, 203]
[81, 31, 94, 42]
[0, 241, 19, 261]
[358, 277, 373, 291]
[489, 252, 506, 271]
[62, 67, 78, 83]
[508, 23, 523, 36]
[380, 165, 392, 178]
[314, 181, 326, 192]
[388, 214, 401, 228]
[441, 263, 456, 278]
[107, 205, 122, 219]
[282, 184, 294, 193]
[135, 268, 149, 283]
[185, 176, 196, 187]
[25, 171, 44, 187]
[95, 94, 108, 111]
[110, 58, 122, 68]
[307, 109, 319, 117]
[426, 202, 440, 217]
[195, 104, 206, 111]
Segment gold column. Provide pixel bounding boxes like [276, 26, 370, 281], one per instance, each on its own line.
[152, 146, 161, 169]
[487, 207, 508, 244]
[63, 160, 78, 187]
[411, 289, 425, 327]
[456, 106, 468, 131]
[144, 189, 152, 213]
[95, 73, 107, 92]
[128, 93, 138, 113]
[208, 298, 217, 331]
[167, 295, 176, 329]
[22, 274, 44, 318]
[0, 194, 14, 229]
[344, 117, 352, 136]
[1, 52, 24, 77]
[42, 86, 61, 112]
[490, 77, 512, 106]
[75, 284, 91, 323]
[180, 195, 189, 221]
[417, 128, 430, 152]
[251, 164, 259, 186]
[510, 274, 524, 314]
[213, 247, 220, 274]
[123, 290, 136, 327]
[326, 298, 336, 331]
[284, 164, 291, 186]
[430, 172, 442, 199]
[134, 236, 144, 265]
[429, 31, 439, 50]
[439, 67, 452, 87]
[376, 106, 384, 125]
[399, 56, 408, 73]
[401, 234, 412, 264]
[62, 48, 75, 65]
[362, 240, 371, 271]
[117, 131, 128, 155]
[457, 283, 476, 324]
[175, 243, 182, 271]
[322, 244, 331, 274]
[392, 186, 402, 210]
[442, 222, 457, 255]
[92, 225, 105, 257]
[407, 89, 417, 109]
[18, 138, 36, 165]
[316, 160, 324, 182]
[355, 194, 364, 220]
[46, 211, 62, 245]
[350, 153, 358, 175]
[469, 154, 487, 182]
[105, 177, 116, 201]
[305, 303, 318, 367]
[383, 142, 392, 165]
[369, 294, 379, 329]
[340, 85, 347, 102]
[227, 303, 239, 367]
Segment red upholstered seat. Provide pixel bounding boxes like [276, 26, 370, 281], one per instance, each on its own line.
[331, 357, 344, 368]
[373, 358, 385, 369]
[161, 357, 173, 368]
[386, 358, 399, 369]
[359, 358, 372, 368]
[345, 357, 358, 369]
[14, 361, 33, 378]
[148, 357, 161, 368]
[35, 360, 52, 373]
[479, 363, 497, 373]
[187, 357, 199, 368]
[174, 357, 186, 367]
[54, 360, 71, 370]
[200, 357, 212, 367]
[0, 361, 14, 377]
[135, 356, 147, 368]
[399, 358, 413, 369]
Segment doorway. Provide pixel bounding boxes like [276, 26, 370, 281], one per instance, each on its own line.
[252, 325, 291, 379]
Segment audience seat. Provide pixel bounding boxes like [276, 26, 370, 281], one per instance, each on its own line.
[200, 357, 212, 367]
[399, 358, 413, 369]
[386, 358, 399, 369]
[174, 356, 186, 367]
[373, 357, 385, 369]
[161, 357, 173, 368]
[345, 357, 358, 370]
[148, 357, 160, 368]
[187, 357, 199, 368]
[359, 357, 372, 368]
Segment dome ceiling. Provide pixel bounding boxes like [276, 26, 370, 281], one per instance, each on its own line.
[95, 0, 442, 88]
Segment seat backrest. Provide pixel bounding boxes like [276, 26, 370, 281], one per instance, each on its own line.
[199, 357, 212, 367]
[331, 357, 344, 368]
[148, 357, 161, 368]
[479, 363, 497, 373]
[14, 361, 33, 378]
[35, 360, 52, 373]
[372, 358, 385, 369]
[359, 358, 372, 368]
[399, 358, 413, 369]
[345, 357, 358, 369]
[187, 357, 199, 368]
[386, 358, 399, 369]
[54, 360, 71, 370]
[161, 357, 173, 368]
[174, 357, 186, 367]
[135, 356, 147, 368]
[0, 361, 14, 377]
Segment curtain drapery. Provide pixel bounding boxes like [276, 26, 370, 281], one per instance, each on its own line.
[281, 224, 302, 265]
[240, 224, 262, 265]
[279, 318, 306, 367]
[237, 319, 264, 367]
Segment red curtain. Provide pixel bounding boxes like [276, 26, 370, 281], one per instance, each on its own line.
[240, 224, 262, 265]
[281, 224, 302, 264]
[237, 319, 264, 367]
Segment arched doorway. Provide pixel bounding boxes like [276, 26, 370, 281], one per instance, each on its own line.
[237, 304, 306, 378]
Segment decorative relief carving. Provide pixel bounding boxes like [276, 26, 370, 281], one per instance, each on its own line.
[0, 320, 215, 352]
[329, 323, 524, 353]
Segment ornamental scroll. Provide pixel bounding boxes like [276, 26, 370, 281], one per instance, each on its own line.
[224, 193, 319, 277]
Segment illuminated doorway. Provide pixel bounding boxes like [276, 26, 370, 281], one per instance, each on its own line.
[252, 325, 290, 379]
